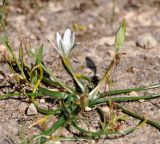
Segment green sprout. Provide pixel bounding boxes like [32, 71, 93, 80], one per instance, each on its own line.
[115, 19, 126, 54]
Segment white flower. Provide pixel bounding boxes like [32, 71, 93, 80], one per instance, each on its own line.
[49, 29, 76, 57]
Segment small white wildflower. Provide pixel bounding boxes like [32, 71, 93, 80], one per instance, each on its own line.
[49, 28, 76, 58]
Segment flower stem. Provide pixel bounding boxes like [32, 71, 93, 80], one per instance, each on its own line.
[89, 54, 120, 99]
[63, 58, 84, 92]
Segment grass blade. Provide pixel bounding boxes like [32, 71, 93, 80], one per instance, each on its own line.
[100, 83, 160, 97]
[0, 92, 20, 99]
[117, 105, 160, 130]
[38, 87, 72, 99]
[89, 93, 160, 106]
[35, 45, 43, 65]
[115, 19, 126, 54]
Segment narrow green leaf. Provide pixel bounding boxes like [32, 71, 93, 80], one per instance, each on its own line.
[89, 93, 160, 106]
[115, 19, 126, 54]
[19, 45, 23, 66]
[100, 83, 160, 97]
[4, 39, 26, 78]
[18, 44, 26, 78]
[33, 102, 61, 115]
[41, 64, 75, 94]
[72, 120, 140, 138]
[117, 105, 160, 130]
[0, 92, 20, 99]
[35, 116, 66, 143]
[38, 87, 71, 99]
[35, 45, 43, 65]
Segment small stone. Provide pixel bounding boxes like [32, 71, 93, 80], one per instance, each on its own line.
[39, 103, 48, 110]
[85, 68, 94, 75]
[98, 36, 115, 46]
[129, 91, 138, 97]
[48, 2, 63, 12]
[40, 99, 45, 104]
[88, 23, 94, 29]
[136, 33, 157, 49]
[0, 44, 10, 60]
[46, 140, 61, 144]
[0, 44, 7, 53]
[138, 99, 145, 103]
[85, 107, 92, 111]
[53, 141, 61, 144]
[27, 103, 38, 116]
[38, 16, 47, 25]
[100, 106, 110, 117]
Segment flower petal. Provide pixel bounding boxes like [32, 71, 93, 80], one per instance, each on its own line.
[56, 32, 62, 45]
[70, 32, 75, 47]
[56, 32, 64, 55]
[63, 29, 72, 51]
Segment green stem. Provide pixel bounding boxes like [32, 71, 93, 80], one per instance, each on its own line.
[63, 58, 84, 92]
[0, 92, 20, 99]
[117, 105, 160, 130]
[42, 64, 74, 94]
[89, 93, 160, 106]
[5, 40, 26, 78]
[30, 64, 43, 93]
[89, 55, 119, 99]
[34, 116, 66, 143]
[100, 84, 160, 97]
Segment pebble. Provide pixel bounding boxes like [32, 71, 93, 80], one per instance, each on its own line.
[85, 68, 94, 75]
[138, 99, 145, 103]
[46, 140, 61, 144]
[98, 36, 115, 46]
[38, 16, 47, 25]
[40, 99, 45, 104]
[0, 44, 10, 60]
[136, 33, 157, 49]
[27, 103, 38, 116]
[129, 91, 138, 97]
[39, 103, 48, 110]
[100, 106, 110, 118]
[85, 107, 92, 112]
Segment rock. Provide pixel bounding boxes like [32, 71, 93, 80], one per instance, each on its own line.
[39, 103, 48, 110]
[27, 103, 38, 116]
[48, 2, 63, 12]
[138, 99, 145, 103]
[40, 99, 45, 104]
[52, 141, 61, 144]
[98, 36, 115, 46]
[100, 106, 110, 118]
[46, 140, 61, 144]
[85, 68, 94, 76]
[136, 33, 157, 49]
[0, 44, 10, 60]
[129, 91, 138, 97]
[38, 16, 47, 26]
[85, 107, 92, 111]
